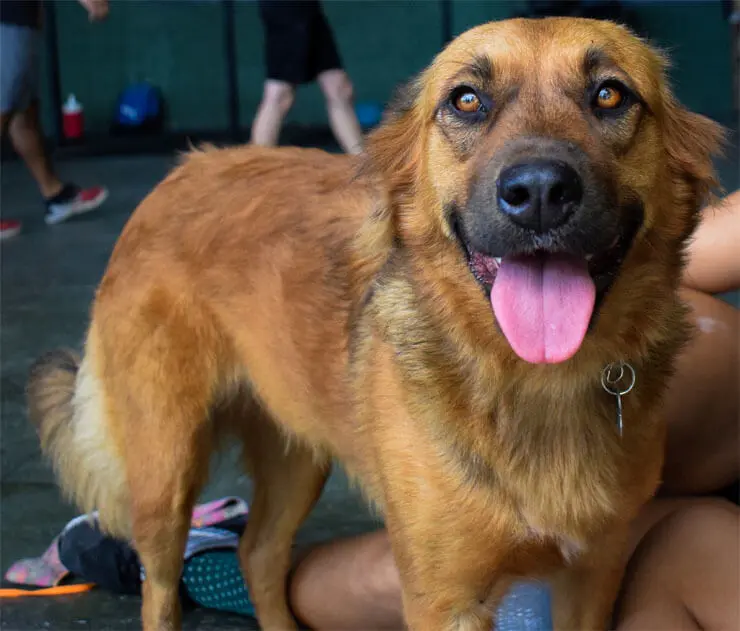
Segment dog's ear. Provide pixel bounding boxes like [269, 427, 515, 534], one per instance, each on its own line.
[361, 74, 427, 202]
[352, 76, 427, 281]
[661, 93, 725, 212]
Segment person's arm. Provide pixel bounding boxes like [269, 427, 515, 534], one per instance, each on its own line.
[78, 0, 109, 22]
[682, 189, 740, 295]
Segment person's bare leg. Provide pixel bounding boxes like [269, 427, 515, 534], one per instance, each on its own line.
[659, 288, 739, 494]
[658, 191, 740, 494]
[289, 530, 404, 630]
[7, 100, 63, 198]
[250, 80, 295, 147]
[617, 499, 740, 630]
[317, 69, 363, 155]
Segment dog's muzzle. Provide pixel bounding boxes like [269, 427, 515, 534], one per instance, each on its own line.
[452, 138, 642, 365]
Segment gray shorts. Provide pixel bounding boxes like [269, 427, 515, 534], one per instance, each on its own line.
[0, 23, 40, 115]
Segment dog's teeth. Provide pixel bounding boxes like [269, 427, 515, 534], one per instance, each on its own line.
[585, 254, 594, 261]
[494, 257, 502, 264]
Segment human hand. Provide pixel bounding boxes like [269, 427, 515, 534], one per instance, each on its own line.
[78, 0, 109, 22]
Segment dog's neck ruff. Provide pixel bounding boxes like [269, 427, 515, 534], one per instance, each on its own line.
[601, 361, 636, 437]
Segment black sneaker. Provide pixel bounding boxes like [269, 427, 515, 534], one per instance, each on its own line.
[57, 515, 142, 595]
[45, 184, 108, 225]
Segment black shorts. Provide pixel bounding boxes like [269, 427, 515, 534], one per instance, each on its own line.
[258, 0, 342, 85]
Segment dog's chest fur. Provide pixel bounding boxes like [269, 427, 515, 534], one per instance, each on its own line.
[352, 258, 651, 557]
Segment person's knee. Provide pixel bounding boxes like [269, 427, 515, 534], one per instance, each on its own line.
[365, 531, 401, 600]
[320, 70, 355, 107]
[641, 500, 737, 557]
[655, 500, 739, 629]
[628, 499, 738, 582]
[664, 499, 739, 542]
[617, 500, 739, 629]
[8, 100, 39, 132]
[260, 81, 295, 116]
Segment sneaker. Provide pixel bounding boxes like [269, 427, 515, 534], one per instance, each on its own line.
[57, 514, 142, 595]
[57, 498, 249, 596]
[45, 184, 109, 225]
[0, 219, 22, 240]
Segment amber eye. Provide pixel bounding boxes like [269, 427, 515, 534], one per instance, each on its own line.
[453, 89, 482, 113]
[595, 85, 624, 110]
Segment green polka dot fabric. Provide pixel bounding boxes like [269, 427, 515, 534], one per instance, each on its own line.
[181, 551, 255, 617]
[180, 552, 553, 629]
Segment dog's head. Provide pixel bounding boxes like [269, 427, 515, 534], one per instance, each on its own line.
[363, 17, 723, 365]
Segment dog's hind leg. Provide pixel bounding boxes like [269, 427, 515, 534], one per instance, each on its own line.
[126, 393, 213, 631]
[127, 403, 212, 631]
[238, 407, 331, 630]
[110, 331, 217, 631]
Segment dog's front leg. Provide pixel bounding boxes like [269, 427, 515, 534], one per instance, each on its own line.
[398, 564, 499, 631]
[384, 518, 506, 631]
[550, 524, 632, 631]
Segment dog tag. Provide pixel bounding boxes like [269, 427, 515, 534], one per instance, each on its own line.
[601, 362, 636, 436]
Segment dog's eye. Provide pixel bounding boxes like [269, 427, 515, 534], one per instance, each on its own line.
[450, 87, 488, 117]
[596, 86, 623, 109]
[455, 90, 481, 113]
[591, 81, 633, 116]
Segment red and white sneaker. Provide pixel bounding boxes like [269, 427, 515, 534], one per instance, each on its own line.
[45, 184, 109, 225]
[0, 219, 22, 240]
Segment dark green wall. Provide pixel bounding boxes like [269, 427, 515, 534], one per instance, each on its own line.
[49, 0, 229, 131]
[44, 0, 734, 135]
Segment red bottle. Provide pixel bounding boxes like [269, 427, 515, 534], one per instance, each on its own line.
[62, 94, 84, 140]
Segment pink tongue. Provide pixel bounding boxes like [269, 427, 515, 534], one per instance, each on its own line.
[491, 254, 595, 364]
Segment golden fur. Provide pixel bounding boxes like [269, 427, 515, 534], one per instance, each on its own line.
[29, 18, 722, 631]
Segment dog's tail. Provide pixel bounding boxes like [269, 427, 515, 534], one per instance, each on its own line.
[28, 348, 130, 537]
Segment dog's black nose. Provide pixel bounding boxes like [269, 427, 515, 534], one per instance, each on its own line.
[497, 160, 582, 232]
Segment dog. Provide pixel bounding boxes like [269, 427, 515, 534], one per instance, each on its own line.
[28, 17, 722, 631]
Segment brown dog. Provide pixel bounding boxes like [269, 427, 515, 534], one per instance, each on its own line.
[28, 17, 722, 631]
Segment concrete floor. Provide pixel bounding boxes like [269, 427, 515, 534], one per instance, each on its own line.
[1, 130, 737, 630]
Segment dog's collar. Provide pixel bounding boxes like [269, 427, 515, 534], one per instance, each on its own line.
[601, 362, 636, 437]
